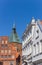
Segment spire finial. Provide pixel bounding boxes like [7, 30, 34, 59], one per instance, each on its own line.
[13, 21, 16, 29]
[31, 17, 35, 23]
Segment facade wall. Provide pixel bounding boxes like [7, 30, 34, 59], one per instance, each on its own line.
[32, 22, 42, 63]
[22, 23, 33, 65]
[22, 18, 42, 65]
[0, 36, 22, 65]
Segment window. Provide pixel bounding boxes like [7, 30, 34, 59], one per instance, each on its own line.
[40, 39, 42, 52]
[1, 44, 8, 48]
[36, 42, 39, 54]
[1, 55, 8, 58]
[1, 44, 4, 48]
[5, 40, 7, 44]
[37, 30, 39, 33]
[8, 50, 11, 54]
[12, 55, 14, 59]
[10, 61, 14, 65]
[34, 44, 36, 55]
[5, 44, 8, 48]
[36, 36, 39, 39]
[8, 55, 11, 58]
[40, 39, 42, 42]
[10, 64, 13, 65]
[1, 55, 3, 58]
[5, 50, 7, 54]
[4, 55, 7, 58]
[2, 40, 4, 44]
[1, 50, 4, 54]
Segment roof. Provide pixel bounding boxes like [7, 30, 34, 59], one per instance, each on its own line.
[9, 24, 21, 43]
[0, 36, 8, 42]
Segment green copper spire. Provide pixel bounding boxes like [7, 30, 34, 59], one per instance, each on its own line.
[9, 24, 21, 43]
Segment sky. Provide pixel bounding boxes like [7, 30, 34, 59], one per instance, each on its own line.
[0, 0, 42, 39]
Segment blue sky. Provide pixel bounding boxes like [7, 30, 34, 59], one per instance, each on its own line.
[0, 0, 42, 39]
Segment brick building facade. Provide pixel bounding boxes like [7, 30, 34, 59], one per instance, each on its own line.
[0, 24, 22, 65]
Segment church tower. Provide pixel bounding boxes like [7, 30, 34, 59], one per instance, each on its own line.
[9, 24, 22, 65]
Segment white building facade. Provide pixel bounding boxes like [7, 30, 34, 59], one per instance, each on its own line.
[22, 18, 42, 65]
